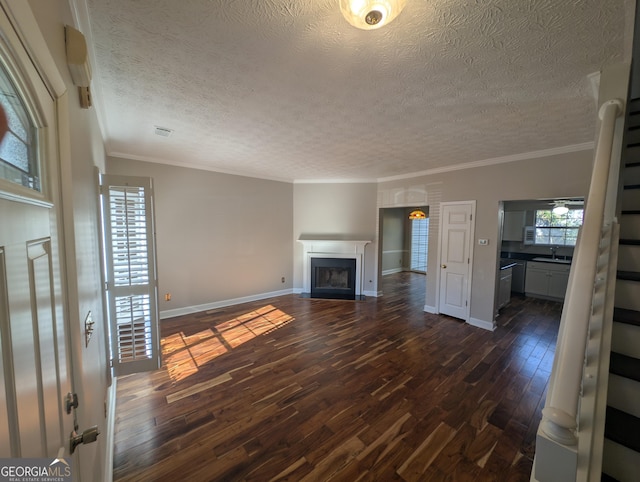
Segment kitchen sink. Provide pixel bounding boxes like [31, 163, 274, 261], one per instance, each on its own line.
[532, 257, 572, 264]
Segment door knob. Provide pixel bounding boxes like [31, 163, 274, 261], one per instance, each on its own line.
[70, 425, 100, 454]
[441, 264, 447, 269]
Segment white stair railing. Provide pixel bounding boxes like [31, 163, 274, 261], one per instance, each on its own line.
[533, 98, 623, 482]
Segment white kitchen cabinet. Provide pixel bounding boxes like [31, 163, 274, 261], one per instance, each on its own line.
[548, 269, 570, 298]
[525, 261, 571, 300]
[503, 211, 526, 241]
[525, 265, 549, 296]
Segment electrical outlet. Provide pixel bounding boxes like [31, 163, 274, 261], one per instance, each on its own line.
[165, 293, 171, 301]
[281, 277, 285, 283]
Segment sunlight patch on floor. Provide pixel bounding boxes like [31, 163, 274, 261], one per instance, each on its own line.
[162, 305, 294, 383]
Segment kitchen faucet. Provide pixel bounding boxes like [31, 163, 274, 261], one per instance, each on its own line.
[550, 246, 557, 259]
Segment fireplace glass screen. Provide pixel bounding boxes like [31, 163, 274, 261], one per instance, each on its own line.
[316, 267, 350, 290]
[310, 257, 356, 300]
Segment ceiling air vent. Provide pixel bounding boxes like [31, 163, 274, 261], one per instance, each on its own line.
[154, 126, 173, 137]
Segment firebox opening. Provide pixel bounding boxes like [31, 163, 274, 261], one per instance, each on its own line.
[310, 257, 357, 300]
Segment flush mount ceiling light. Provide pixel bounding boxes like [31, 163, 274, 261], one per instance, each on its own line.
[408, 209, 426, 220]
[552, 202, 569, 215]
[340, 0, 407, 30]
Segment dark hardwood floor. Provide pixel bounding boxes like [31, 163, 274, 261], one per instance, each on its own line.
[113, 272, 561, 481]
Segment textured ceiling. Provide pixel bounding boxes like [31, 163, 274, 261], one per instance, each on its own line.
[79, 0, 633, 182]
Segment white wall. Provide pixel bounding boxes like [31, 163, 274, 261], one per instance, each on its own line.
[106, 158, 294, 316]
[293, 183, 378, 295]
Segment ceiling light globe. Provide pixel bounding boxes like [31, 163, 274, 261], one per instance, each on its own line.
[340, 0, 406, 30]
[552, 205, 569, 215]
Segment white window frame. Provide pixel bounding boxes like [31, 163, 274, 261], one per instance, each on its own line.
[0, 34, 51, 207]
[100, 174, 160, 376]
[533, 208, 583, 246]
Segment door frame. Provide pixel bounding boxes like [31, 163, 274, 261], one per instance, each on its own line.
[435, 200, 476, 322]
[376, 206, 428, 305]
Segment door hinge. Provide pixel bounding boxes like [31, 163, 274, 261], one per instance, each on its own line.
[65, 392, 79, 414]
[470, 214, 473, 221]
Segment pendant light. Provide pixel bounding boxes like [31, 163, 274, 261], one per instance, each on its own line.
[340, 0, 407, 30]
[408, 209, 426, 220]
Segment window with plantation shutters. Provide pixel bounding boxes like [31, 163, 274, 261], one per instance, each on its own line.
[101, 174, 160, 376]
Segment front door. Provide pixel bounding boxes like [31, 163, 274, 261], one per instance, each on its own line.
[438, 202, 474, 320]
[0, 5, 75, 463]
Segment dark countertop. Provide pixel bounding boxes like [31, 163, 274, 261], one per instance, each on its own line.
[529, 257, 572, 265]
[500, 252, 538, 261]
[500, 251, 572, 263]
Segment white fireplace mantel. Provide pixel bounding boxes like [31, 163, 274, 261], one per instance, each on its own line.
[298, 239, 370, 295]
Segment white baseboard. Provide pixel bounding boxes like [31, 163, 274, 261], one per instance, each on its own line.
[160, 289, 294, 319]
[382, 268, 403, 276]
[424, 304, 437, 314]
[103, 378, 117, 482]
[467, 317, 496, 331]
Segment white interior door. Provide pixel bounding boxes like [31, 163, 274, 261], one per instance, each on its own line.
[438, 202, 474, 320]
[0, 6, 74, 461]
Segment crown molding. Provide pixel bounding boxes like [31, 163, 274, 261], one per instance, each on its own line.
[376, 142, 595, 183]
[107, 151, 293, 184]
[110, 141, 594, 186]
[293, 178, 378, 184]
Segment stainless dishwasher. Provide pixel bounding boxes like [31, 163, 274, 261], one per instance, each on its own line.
[510, 261, 527, 294]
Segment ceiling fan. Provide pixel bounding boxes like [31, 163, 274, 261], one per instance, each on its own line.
[552, 199, 584, 214]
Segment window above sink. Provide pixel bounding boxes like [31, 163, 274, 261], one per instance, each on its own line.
[532, 208, 584, 246]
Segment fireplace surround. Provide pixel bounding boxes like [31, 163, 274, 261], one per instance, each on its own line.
[298, 239, 370, 300]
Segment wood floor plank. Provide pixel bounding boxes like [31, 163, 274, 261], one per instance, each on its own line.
[396, 422, 457, 481]
[113, 272, 560, 481]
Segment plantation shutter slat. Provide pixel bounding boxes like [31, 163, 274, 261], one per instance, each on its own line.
[101, 175, 160, 376]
